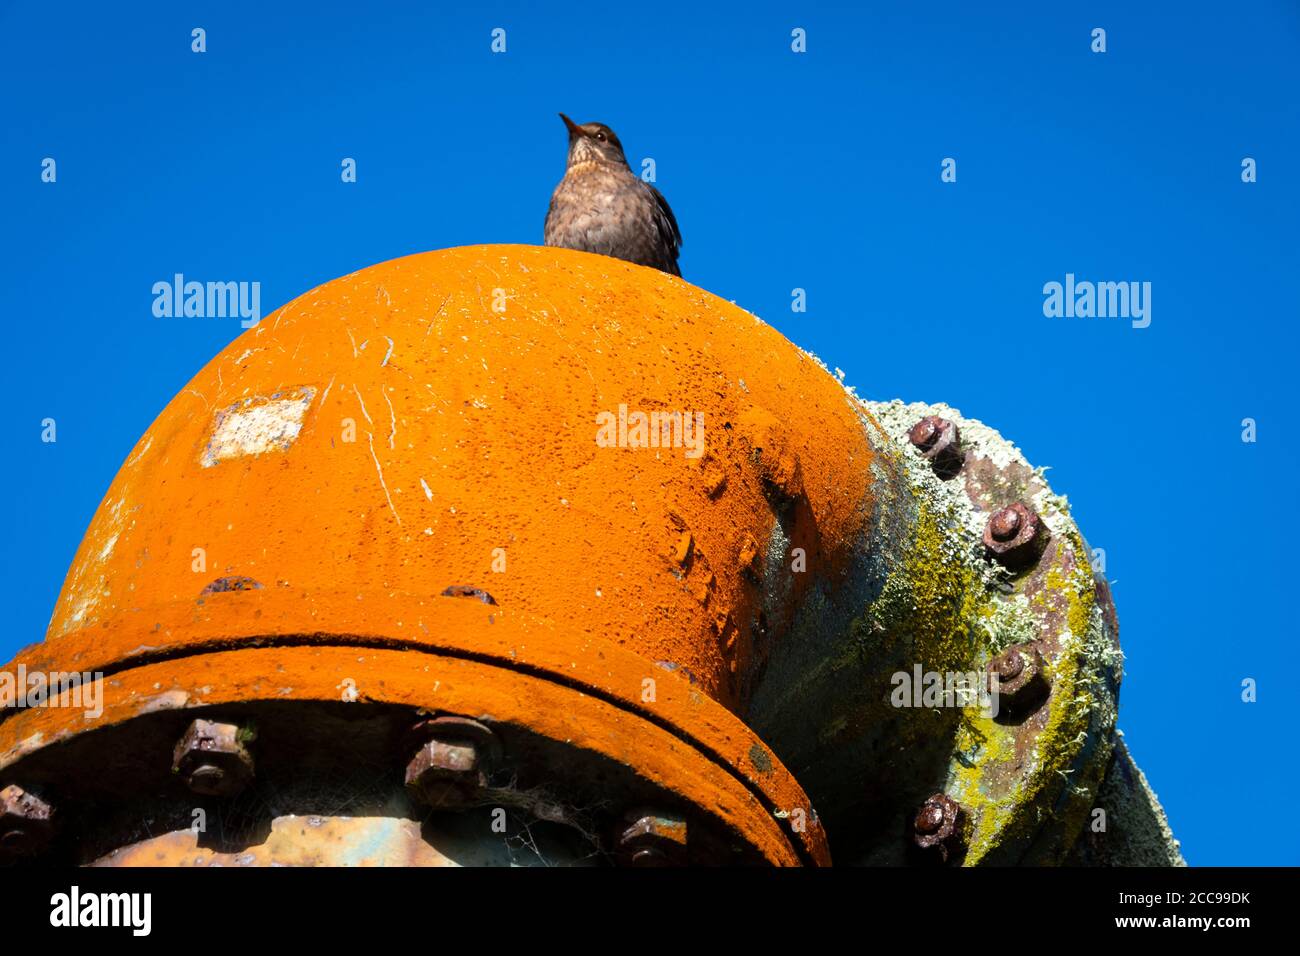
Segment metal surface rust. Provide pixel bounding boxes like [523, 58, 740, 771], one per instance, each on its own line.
[0, 244, 1180, 866]
[44, 245, 877, 716]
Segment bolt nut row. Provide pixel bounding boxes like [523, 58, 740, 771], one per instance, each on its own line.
[906, 418, 1050, 571]
[403, 721, 695, 865]
[10, 710, 695, 865]
[900, 423, 1052, 861]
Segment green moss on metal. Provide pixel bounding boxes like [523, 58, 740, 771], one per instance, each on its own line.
[757, 397, 1126, 864]
[949, 526, 1116, 864]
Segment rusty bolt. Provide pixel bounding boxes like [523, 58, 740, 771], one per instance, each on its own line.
[440, 585, 497, 605]
[908, 418, 938, 449]
[616, 809, 689, 866]
[910, 793, 964, 863]
[982, 503, 1050, 570]
[172, 719, 255, 797]
[404, 716, 500, 808]
[986, 642, 1050, 717]
[907, 416, 964, 479]
[990, 508, 1021, 541]
[0, 784, 56, 860]
[992, 650, 1024, 681]
[914, 801, 945, 836]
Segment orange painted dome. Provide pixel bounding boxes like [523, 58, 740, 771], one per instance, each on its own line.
[50, 244, 877, 714]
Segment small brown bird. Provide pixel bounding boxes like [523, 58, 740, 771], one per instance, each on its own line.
[544, 114, 682, 276]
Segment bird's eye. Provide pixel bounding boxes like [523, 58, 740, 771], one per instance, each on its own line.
[596, 132, 607, 142]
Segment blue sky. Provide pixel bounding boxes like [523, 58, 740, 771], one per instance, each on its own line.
[2, 2, 1296, 865]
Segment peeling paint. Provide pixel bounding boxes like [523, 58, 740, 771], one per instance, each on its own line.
[201, 386, 316, 468]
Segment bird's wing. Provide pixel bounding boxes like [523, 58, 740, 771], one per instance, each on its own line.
[647, 183, 682, 258]
[543, 189, 562, 246]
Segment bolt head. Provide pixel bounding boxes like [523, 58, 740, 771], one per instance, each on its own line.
[907, 416, 964, 478]
[986, 643, 1049, 716]
[994, 649, 1025, 681]
[910, 794, 964, 863]
[982, 503, 1050, 570]
[172, 719, 255, 798]
[406, 740, 481, 780]
[914, 803, 945, 835]
[990, 507, 1022, 542]
[908, 418, 939, 450]
[0, 784, 56, 861]
[403, 716, 499, 807]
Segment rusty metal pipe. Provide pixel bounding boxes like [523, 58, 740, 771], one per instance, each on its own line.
[0, 245, 1180, 866]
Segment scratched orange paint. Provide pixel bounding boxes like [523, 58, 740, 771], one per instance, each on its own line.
[45, 245, 876, 715]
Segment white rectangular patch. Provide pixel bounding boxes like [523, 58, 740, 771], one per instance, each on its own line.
[201, 386, 316, 467]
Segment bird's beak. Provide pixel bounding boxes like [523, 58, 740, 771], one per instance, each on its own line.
[559, 113, 582, 138]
